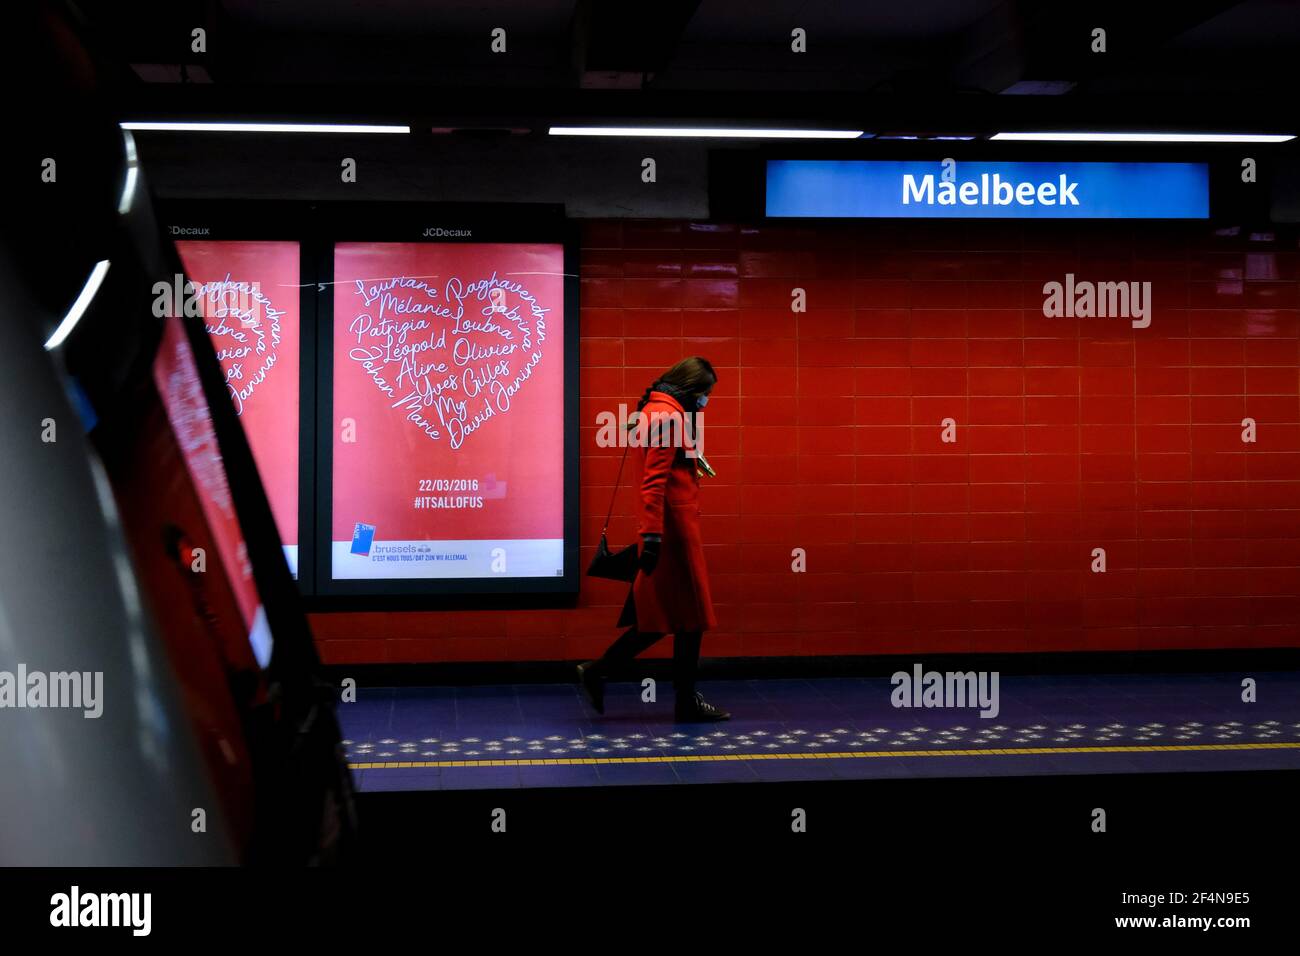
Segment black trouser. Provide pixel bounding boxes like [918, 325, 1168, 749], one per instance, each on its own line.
[596, 627, 703, 700]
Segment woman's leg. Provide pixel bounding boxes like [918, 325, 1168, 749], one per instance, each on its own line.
[672, 630, 730, 721]
[596, 627, 666, 675]
[671, 630, 702, 700]
[578, 628, 666, 714]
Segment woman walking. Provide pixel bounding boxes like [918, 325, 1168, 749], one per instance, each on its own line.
[577, 357, 730, 722]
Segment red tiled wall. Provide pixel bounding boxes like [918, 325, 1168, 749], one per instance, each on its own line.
[313, 218, 1300, 664]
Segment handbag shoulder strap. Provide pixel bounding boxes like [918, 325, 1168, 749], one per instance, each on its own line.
[601, 438, 633, 536]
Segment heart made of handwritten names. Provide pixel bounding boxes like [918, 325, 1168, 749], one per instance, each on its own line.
[199, 275, 287, 417]
[344, 274, 552, 451]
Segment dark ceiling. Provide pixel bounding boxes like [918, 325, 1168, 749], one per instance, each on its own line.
[41, 0, 1300, 137]
[68, 0, 1299, 93]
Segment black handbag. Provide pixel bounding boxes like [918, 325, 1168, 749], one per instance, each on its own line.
[587, 439, 640, 582]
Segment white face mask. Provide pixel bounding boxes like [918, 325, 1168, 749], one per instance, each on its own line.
[696, 394, 709, 409]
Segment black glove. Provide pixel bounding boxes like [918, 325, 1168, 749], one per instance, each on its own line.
[639, 536, 660, 575]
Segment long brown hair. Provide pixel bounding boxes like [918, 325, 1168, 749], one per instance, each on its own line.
[635, 356, 716, 413]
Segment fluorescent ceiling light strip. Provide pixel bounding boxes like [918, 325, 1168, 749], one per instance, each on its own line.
[992, 132, 1295, 143]
[549, 126, 864, 139]
[46, 260, 110, 351]
[117, 129, 138, 214]
[120, 122, 410, 134]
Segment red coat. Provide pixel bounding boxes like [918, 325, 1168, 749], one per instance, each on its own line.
[618, 390, 717, 634]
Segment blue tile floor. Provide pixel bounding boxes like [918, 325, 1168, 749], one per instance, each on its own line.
[340, 672, 1300, 792]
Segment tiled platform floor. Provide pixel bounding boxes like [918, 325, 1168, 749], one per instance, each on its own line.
[339, 672, 1300, 791]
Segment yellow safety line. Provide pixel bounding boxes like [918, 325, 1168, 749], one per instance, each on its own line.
[347, 740, 1300, 770]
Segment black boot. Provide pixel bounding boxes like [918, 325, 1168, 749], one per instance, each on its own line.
[674, 691, 731, 722]
[671, 630, 728, 721]
[576, 660, 606, 714]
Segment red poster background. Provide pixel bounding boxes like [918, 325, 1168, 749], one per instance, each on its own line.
[176, 240, 300, 553]
[331, 242, 565, 556]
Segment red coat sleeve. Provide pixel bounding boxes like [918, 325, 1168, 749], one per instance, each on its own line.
[636, 441, 676, 536]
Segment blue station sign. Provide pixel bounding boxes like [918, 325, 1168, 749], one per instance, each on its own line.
[765, 160, 1210, 219]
